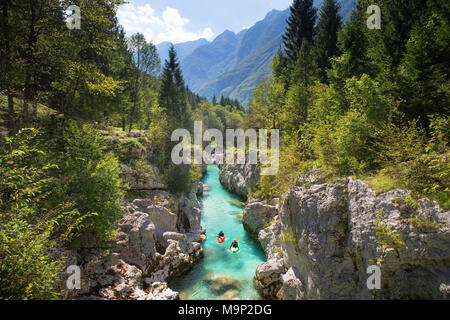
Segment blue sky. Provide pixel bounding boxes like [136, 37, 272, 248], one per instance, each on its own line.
[117, 0, 293, 44]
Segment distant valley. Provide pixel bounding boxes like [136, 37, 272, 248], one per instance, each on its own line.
[157, 0, 356, 106]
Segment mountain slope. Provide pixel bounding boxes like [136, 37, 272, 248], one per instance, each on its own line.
[175, 0, 356, 106]
[197, 9, 289, 105]
[181, 30, 240, 91]
[157, 38, 209, 64]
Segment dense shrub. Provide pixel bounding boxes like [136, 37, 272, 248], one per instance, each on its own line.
[47, 121, 125, 248]
[0, 129, 67, 299]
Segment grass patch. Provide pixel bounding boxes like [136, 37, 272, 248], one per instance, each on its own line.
[407, 217, 447, 233]
[363, 169, 399, 194]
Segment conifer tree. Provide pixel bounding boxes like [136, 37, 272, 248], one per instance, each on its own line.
[158, 46, 192, 194]
[316, 0, 342, 83]
[284, 40, 319, 133]
[335, 3, 372, 79]
[282, 0, 317, 64]
[159, 45, 187, 128]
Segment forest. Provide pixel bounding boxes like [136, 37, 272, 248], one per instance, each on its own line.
[247, 0, 449, 210]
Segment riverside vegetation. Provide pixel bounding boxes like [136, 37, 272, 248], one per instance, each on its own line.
[0, 0, 449, 300]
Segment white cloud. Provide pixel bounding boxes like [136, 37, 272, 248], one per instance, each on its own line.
[117, 4, 214, 44]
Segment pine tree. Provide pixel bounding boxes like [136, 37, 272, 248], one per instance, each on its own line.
[335, 3, 372, 79]
[284, 40, 319, 133]
[282, 0, 317, 65]
[159, 45, 187, 128]
[158, 45, 191, 194]
[316, 0, 342, 83]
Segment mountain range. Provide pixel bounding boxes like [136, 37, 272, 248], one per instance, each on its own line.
[157, 0, 356, 106]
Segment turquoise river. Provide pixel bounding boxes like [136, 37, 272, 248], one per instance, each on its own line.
[169, 165, 266, 300]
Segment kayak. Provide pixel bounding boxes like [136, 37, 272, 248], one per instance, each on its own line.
[217, 236, 225, 243]
[230, 246, 239, 253]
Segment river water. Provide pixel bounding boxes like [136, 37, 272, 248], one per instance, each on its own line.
[169, 165, 266, 300]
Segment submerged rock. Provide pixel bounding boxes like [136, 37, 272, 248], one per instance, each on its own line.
[204, 275, 241, 294]
[221, 289, 241, 300]
[228, 199, 246, 208]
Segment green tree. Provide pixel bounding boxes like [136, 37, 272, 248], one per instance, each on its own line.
[282, 0, 317, 65]
[284, 41, 319, 134]
[399, 12, 450, 126]
[46, 121, 125, 247]
[127, 33, 160, 132]
[159, 45, 187, 128]
[316, 0, 342, 83]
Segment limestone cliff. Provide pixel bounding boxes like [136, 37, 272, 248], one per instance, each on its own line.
[244, 177, 450, 300]
[219, 163, 260, 199]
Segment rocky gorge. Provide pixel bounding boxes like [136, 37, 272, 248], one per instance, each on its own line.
[219, 164, 450, 300]
[63, 131, 207, 300]
[65, 188, 205, 300]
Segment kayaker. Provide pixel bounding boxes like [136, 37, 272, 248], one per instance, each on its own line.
[217, 231, 225, 243]
[230, 239, 239, 250]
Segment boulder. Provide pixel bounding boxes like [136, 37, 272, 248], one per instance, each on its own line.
[280, 267, 305, 300]
[141, 282, 179, 300]
[254, 259, 285, 299]
[258, 218, 283, 260]
[145, 240, 203, 284]
[219, 163, 260, 199]
[242, 201, 277, 239]
[115, 210, 157, 272]
[74, 187, 205, 301]
[77, 256, 150, 300]
[178, 193, 203, 237]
